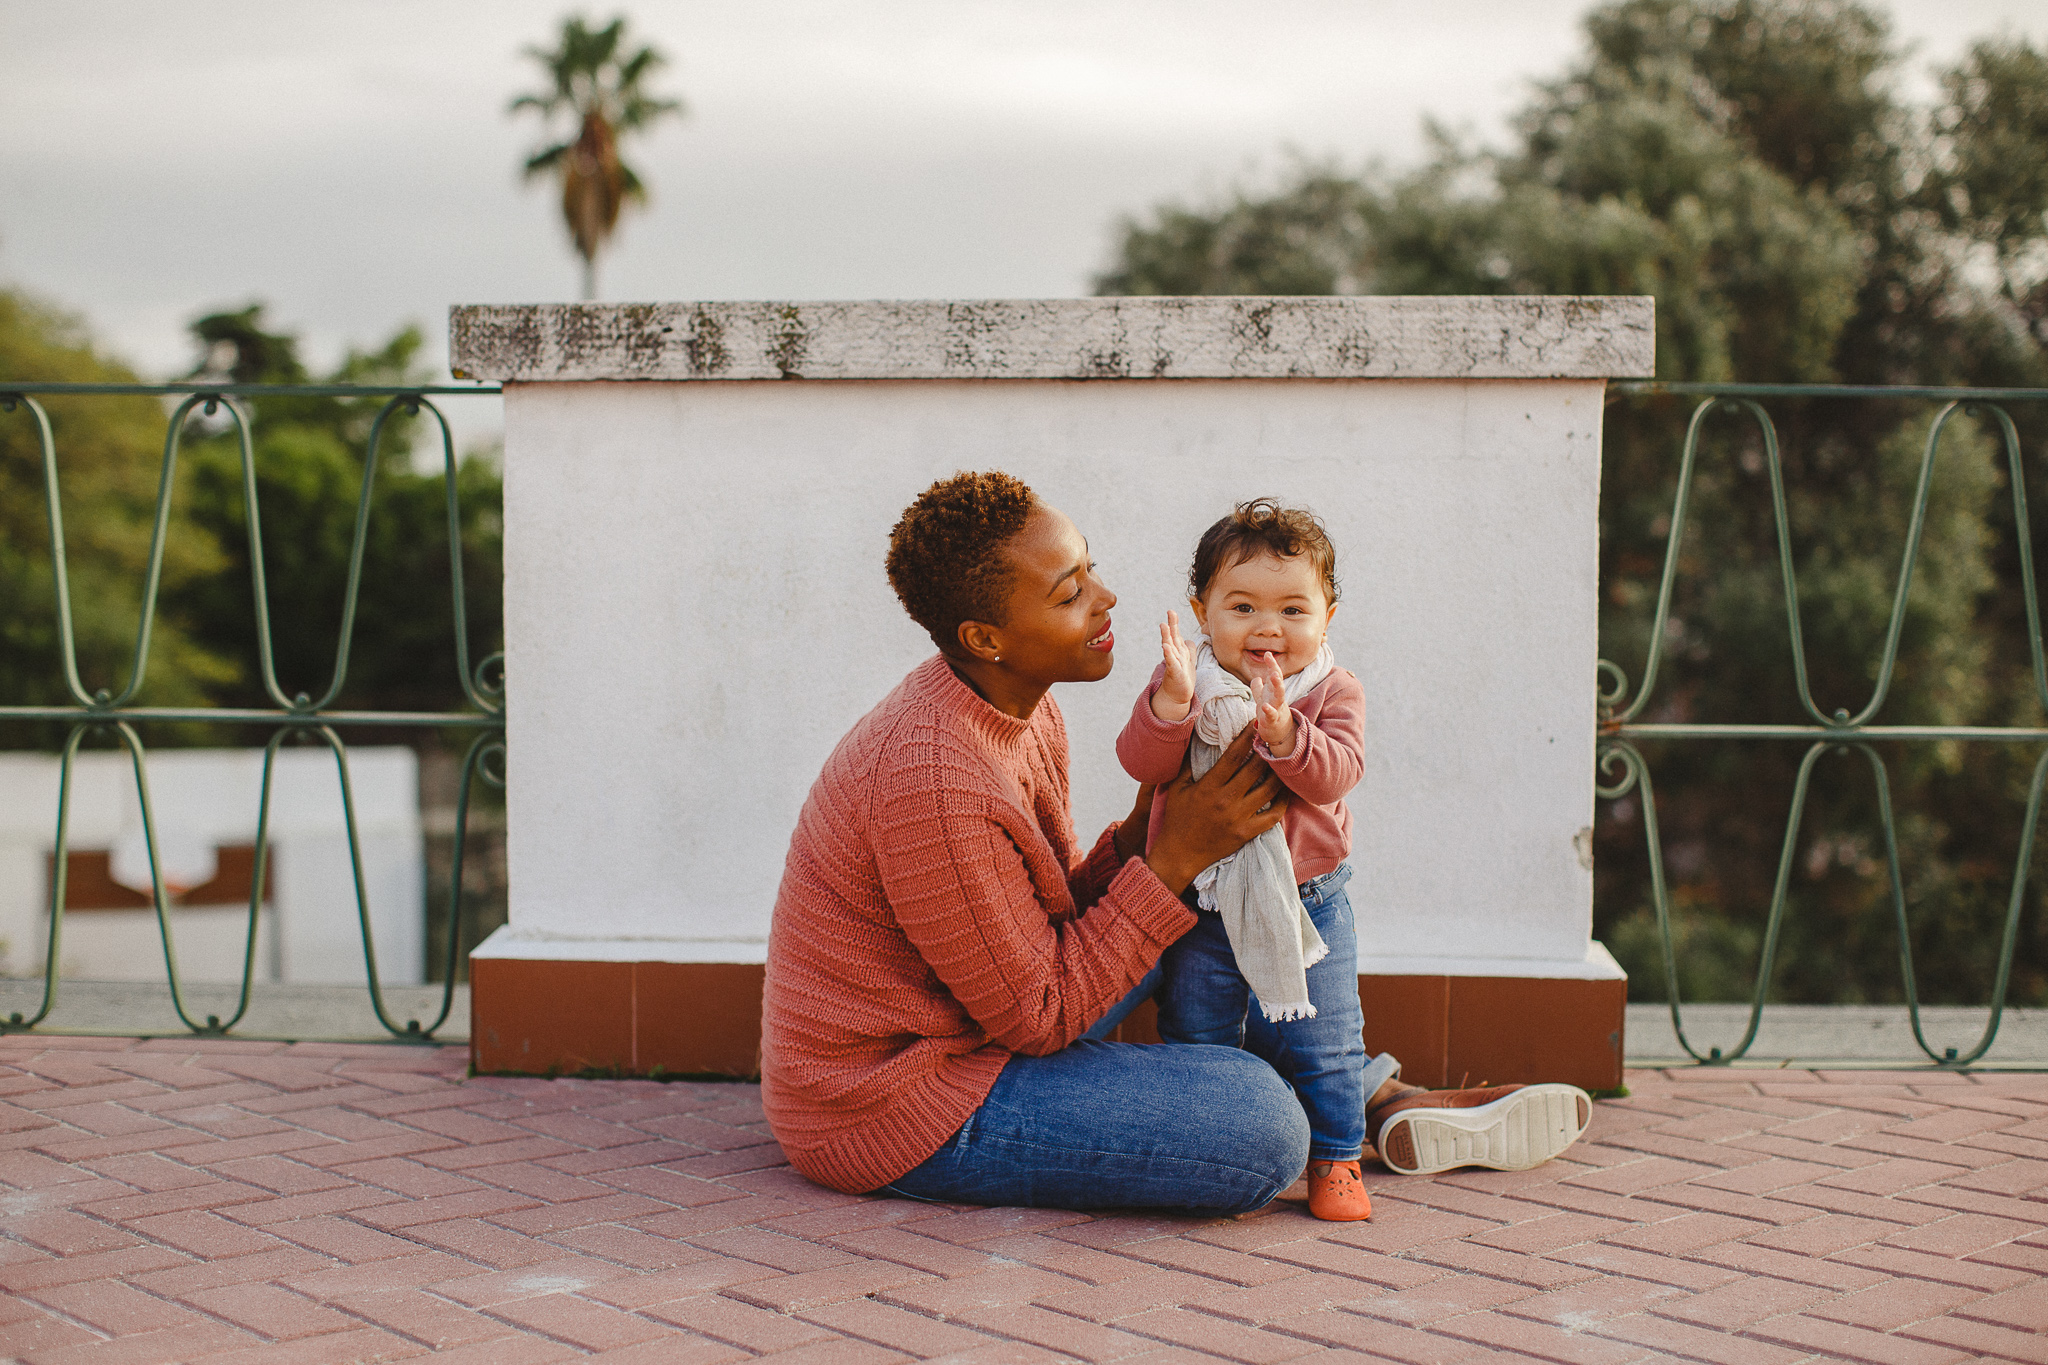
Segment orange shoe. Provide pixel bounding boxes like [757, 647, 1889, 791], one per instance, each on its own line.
[1306, 1160, 1371, 1221]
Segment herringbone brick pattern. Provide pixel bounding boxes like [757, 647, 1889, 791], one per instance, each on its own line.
[2, 1038, 2044, 1364]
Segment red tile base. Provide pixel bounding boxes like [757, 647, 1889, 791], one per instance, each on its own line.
[470, 959, 763, 1077]
[472, 959, 1624, 1090]
[1114, 973, 1625, 1092]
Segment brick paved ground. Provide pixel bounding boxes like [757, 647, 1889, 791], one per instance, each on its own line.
[1, 1038, 2043, 1364]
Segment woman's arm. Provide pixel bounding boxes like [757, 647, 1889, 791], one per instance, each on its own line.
[1067, 781, 1159, 909]
[875, 730, 1287, 1056]
[874, 780, 1193, 1057]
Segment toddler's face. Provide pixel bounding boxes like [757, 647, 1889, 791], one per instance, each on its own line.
[1191, 551, 1334, 683]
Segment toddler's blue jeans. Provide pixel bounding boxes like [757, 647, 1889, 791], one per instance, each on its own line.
[1156, 864, 1398, 1162]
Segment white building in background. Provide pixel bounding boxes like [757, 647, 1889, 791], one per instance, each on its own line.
[0, 746, 423, 987]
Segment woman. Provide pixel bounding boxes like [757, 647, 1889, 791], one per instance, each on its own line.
[760, 472, 1585, 1213]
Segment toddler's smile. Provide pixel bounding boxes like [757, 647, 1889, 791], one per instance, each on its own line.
[1193, 550, 1335, 685]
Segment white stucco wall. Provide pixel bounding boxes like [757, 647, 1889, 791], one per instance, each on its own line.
[459, 297, 1648, 980]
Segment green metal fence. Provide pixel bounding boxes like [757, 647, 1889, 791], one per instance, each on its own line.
[0, 383, 503, 1043]
[10, 379, 2048, 1062]
[1601, 382, 2048, 1067]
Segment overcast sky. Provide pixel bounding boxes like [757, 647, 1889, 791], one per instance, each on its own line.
[4, 0, 2043, 452]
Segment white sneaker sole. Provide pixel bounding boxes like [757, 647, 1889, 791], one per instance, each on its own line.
[1376, 1083, 1592, 1176]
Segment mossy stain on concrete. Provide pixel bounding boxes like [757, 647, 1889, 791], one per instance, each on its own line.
[768, 305, 810, 379]
[684, 307, 731, 376]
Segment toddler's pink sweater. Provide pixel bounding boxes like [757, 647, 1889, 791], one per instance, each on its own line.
[1116, 662, 1366, 883]
[761, 657, 1194, 1194]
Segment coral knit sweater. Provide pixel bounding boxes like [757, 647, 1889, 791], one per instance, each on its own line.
[761, 656, 1196, 1195]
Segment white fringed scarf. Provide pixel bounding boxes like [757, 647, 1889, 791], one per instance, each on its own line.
[1187, 639, 1334, 1022]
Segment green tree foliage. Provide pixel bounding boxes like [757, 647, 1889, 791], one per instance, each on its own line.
[1099, 0, 2048, 1008]
[1930, 38, 2048, 351]
[167, 306, 504, 721]
[1096, 171, 1377, 298]
[0, 290, 234, 740]
[511, 15, 683, 301]
[1, 296, 502, 748]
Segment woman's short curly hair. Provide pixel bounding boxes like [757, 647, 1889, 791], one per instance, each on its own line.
[886, 471, 1039, 650]
[1189, 498, 1340, 606]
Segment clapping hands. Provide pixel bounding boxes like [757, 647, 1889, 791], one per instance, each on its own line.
[1150, 610, 1197, 723]
[1248, 651, 1298, 757]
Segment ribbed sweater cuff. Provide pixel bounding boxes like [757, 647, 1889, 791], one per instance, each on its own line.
[1106, 855, 1197, 952]
[1071, 825, 1128, 906]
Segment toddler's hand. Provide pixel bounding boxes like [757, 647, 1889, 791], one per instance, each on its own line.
[1250, 652, 1297, 757]
[1151, 611, 1196, 723]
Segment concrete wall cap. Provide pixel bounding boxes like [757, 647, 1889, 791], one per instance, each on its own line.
[449, 296, 1655, 382]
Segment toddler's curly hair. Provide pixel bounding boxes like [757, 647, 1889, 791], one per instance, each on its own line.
[1189, 498, 1339, 606]
[887, 471, 1038, 651]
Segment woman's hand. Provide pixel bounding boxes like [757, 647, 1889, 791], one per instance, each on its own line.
[1149, 610, 1196, 723]
[1249, 651, 1297, 757]
[1113, 782, 1156, 862]
[1145, 728, 1289, 894]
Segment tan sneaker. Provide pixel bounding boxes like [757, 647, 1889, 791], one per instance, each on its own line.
[1370, 1083, 1591, 1176]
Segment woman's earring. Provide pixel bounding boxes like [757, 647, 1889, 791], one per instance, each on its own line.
[994, 655, 1002, 662]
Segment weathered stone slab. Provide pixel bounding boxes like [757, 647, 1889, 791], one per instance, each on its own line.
[449, 296, 1655, 383]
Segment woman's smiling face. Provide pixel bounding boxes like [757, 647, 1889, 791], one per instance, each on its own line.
[983, 504, 1117, 686]
[1191, 550, 1334, 683]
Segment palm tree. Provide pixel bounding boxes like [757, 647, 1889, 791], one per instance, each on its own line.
[511, 16, 682, 300]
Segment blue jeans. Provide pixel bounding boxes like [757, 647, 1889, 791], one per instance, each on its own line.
[879, 1035, 1310, 1215]
[1156, 865, 1394, 1161]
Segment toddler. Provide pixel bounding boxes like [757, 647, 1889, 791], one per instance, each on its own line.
[1116, 499, 1394, 1221]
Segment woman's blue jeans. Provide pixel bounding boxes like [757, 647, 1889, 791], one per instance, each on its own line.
[879, 957, 1310, 1214]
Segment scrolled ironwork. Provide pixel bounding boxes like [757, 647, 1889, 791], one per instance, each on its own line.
[1594, 738, 1640, 800]
[0, 382, 505, 1043]
[1599, 384, 2048, 1068]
